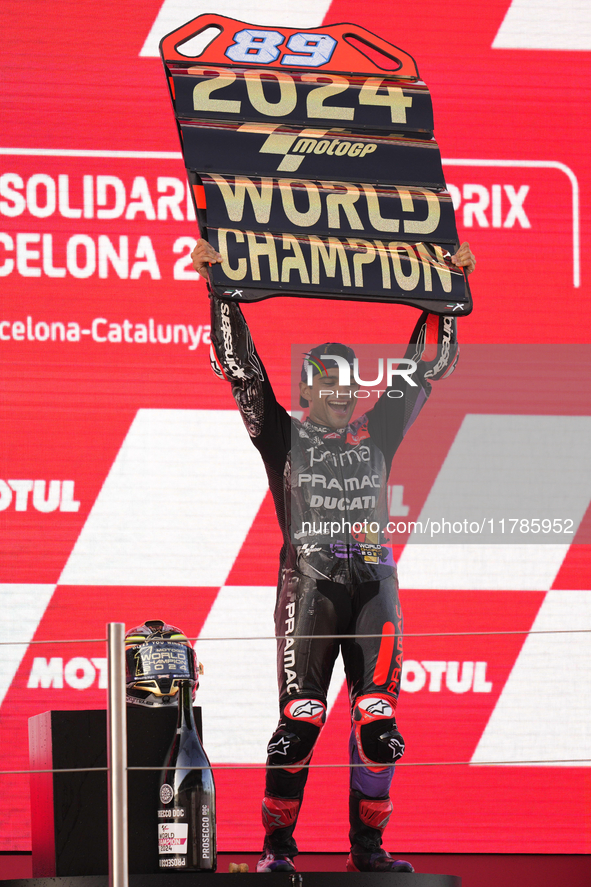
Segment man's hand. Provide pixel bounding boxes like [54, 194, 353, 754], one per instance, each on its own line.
[191, 238, 223, 280]
[450, 241, 476, 275]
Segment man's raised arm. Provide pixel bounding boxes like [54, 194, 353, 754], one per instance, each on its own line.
[407, 241, 475, 384]
[191, 240, 291, 475]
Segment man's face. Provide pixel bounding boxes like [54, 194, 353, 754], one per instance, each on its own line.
[299, 370, 359, 430]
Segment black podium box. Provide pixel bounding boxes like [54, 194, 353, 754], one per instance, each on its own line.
[29, 707, 202, 877]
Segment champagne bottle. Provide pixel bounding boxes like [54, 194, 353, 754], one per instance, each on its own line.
[157, 680, 216, 871]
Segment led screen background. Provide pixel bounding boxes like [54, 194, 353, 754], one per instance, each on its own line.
[1, 0, 590, 854]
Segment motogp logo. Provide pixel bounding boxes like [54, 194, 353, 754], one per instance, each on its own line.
[250, 125, 378, 174]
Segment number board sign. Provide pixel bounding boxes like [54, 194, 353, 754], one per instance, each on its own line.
[160, 15, 472, 315]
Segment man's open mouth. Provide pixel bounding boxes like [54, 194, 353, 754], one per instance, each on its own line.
[328, 400, 350, 418]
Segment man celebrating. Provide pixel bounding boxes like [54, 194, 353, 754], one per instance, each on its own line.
[192, 239, 475, 873]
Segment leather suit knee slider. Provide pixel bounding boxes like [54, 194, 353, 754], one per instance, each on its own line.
[352, 694, 405, 770]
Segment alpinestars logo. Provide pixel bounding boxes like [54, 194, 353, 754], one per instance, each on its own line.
[285, 698, 326, 725]
[261, 798, 299, 831]
[216, 301, 265, 384]
[425, 315, 454, 380]
[219, 302, 246, 381]
[387, 734, 405, 758]
[291, 700, 323, 719]
[262, 805, 285, 831]
[267, 736, 290, 756]
[240, 124, 378, 173]
[364, 698, 393, 717]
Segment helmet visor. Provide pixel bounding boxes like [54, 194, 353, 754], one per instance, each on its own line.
[126, 640, 196, 684]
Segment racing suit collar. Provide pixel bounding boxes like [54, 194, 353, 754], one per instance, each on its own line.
[302, 417, 347, 437]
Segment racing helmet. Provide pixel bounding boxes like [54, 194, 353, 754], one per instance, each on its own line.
[125, 619, 199, 706]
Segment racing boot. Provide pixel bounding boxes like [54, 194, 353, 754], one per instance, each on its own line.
[257, 796, 300, 873]
[347, 792, 414, 873]
[257, 844, 296, 873]
[347, 846, 414, 873]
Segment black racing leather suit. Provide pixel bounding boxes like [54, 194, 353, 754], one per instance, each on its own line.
[209, 295, 458, 855]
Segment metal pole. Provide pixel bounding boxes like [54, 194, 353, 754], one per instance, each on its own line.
[107, 622, 128, 887]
